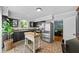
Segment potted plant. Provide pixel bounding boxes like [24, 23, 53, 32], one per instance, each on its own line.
[2, 18, 14, 50]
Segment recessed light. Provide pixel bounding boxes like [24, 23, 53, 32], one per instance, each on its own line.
[36, 8, 42, 12]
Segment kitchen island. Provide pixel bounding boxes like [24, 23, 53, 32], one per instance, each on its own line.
[24, 32, 41, 53]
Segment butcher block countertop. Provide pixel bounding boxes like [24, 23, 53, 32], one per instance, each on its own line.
[24, 32, 40, 36]
[24, 32, 41, 42]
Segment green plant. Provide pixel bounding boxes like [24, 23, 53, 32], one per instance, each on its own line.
[2, 18, 13, 39]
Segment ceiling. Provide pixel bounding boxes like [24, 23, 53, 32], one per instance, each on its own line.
[7, 6, 76, 20]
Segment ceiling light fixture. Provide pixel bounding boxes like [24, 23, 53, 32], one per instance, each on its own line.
[36, 8, 42, 12]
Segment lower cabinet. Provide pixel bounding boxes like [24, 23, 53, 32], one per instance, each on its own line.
[13, 32, 25, 42]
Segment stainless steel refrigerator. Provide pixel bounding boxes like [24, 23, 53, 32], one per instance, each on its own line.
[41, 21, 53, 43]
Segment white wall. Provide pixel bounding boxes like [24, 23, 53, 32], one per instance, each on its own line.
[0, 7, 2, 53]
[2, 6, 8, 16]
[54, 11, 76, 21]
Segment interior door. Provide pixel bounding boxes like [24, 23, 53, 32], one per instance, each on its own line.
[63, 16, 76, 41]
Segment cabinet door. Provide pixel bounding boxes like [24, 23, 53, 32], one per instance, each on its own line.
[13, 32, 24, 42]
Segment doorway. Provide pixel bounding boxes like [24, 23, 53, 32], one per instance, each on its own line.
[54, 20, 63, 42]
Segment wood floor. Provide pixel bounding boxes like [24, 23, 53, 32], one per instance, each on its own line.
[54, 36, 63, 42]
[38, 40, 62, 53]
[3, 38, 62, 53]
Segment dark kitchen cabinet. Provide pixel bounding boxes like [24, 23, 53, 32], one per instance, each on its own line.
[13, 32, 25, 42]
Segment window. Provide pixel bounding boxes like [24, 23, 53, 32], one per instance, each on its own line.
[19, 20, 28, 28]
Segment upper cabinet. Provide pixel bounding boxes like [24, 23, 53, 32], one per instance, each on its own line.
[2, 7, 8, 16]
